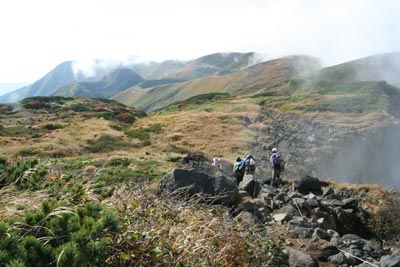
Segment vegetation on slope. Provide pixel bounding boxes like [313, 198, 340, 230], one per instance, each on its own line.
[115, 55, 320, 112]
[1, 54, 400, 267]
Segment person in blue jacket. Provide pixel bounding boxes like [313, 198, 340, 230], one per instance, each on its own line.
[233, 157, 245, 185]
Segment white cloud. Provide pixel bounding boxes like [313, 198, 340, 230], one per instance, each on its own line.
[0, 0, 399, 89]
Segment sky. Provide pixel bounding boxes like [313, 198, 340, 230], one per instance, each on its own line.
[0, 0, 399, 94]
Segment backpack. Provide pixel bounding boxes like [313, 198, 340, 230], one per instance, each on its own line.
[245, 158, 256, 173]
[274, 154, 285, 171]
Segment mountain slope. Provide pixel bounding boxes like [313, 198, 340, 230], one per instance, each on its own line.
[321, 52, 400, 86]
[114, 55, 320, 112]
[53, 68, 143, 98]
[130, 52, 261, 80]
[288, 52, 400, 95]
[0, 61, 76, 103]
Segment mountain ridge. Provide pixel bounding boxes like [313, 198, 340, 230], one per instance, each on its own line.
[53, 68, 144, 98]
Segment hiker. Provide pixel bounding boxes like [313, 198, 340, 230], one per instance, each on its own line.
[243, 154, 256, 175]
[270, 148, 285, 186]
[233, 156, 245, 185]
[212, 157, 221, 168]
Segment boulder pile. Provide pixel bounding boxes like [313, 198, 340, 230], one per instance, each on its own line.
[160, 159, 400, 267]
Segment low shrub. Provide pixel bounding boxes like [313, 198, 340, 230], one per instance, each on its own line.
[0, 158, 41, 189]
[105, 157, 132, 167]
[16, 148, 41, 157]
[85, 134, 131, 153]
[0, 201, 120, 267]
[126, 129, 149, 141]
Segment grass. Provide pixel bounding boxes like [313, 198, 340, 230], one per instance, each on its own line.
[85, 134, 132, 153]
[262, 81, 392, 114]
[155, 92, 231, 114]
[106, 183, 289, 267]
[0, 151, 290, 266]
[294, 93, 389, 113]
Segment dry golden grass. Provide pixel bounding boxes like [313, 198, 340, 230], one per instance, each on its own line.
[133, 98, 260, 162]
[0, 185, 48, 218]
[331, 182, 389, 212]
[106, 183, 284, 267]
[0, 118, 124, 157]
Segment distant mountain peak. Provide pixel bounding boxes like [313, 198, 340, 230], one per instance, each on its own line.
[0, 61, 76, 103]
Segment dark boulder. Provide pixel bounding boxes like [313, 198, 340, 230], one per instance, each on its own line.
[160, 163, 239, 206]
[294, 176, 323, 195]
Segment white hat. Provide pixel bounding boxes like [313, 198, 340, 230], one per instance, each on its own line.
[272, 148, 278, 153]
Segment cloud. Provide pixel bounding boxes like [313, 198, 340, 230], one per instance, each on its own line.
[0, 0, 399, 86]
[71, 55, 141, 79]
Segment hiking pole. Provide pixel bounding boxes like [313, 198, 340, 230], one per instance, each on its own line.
[291, 198, 304, 217]
[337, 248, 379, 267]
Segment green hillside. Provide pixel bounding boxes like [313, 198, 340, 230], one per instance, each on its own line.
[114, 55, 320, 112]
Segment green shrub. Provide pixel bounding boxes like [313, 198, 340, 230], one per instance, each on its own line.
[105, 158, 132, 167]
[109, 122, 124, 131]
[0, 104, 14, 115]
[0, 201, 121, 267]
[146, 123, 163, 134]
[85, 134, 131, 153]
[4, 126, 30, 136]
[6, 259, 26, 267]
[0, 159, 39, 189]
[0, 157, 7, 166]
[16, 148, 41, 157]
[18, 167, 48, 190]
[126, 129, 149, 141]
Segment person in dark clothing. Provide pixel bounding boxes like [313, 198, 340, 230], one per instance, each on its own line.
[233, 157, 245, 185]
[270, 148, 283, 186]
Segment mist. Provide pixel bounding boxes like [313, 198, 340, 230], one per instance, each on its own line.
[71, 56, 142, 80]
[315, 125, 400, 190]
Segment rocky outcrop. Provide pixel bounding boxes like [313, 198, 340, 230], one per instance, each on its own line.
[229, 176, 397, 267]
[238, 174, 262, 198]
[161, 159, 398, 267]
